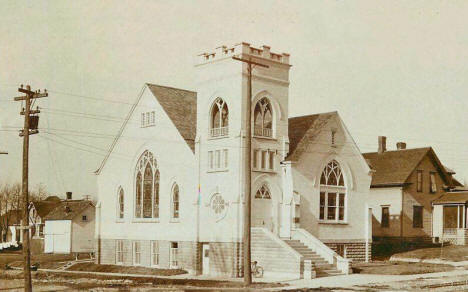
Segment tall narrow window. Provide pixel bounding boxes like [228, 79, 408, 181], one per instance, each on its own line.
[413, 206, 423, 228]
[223, 149, 228, 168]
[118, 188, 124, 219]
[269, 151, 275, 170]
[172, 184, 180, 219]
[153, 170, 160, 218]
[133, 241, 141, 265]
[417, 170, 423, 192]
[151, 241, 159, 266]
[254, 97, 273, 137]
[429, 172, 437, 193]
[134, 151, 159, 219]
[210, 98, 229, 137]
[170, 242, 178, 268]
[116, 240, 124, 264]
[381, 206, 390, 228]
[319, 160, 346, 222]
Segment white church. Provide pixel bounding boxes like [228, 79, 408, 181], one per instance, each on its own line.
[95, 42, 373, 278]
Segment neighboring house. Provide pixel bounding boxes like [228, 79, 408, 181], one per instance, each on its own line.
[432, 189, 468, 245]
[95, 43, 373, 278]
[364, 137, 458, 242]
[0, 209, 22, 243]
[29, 196, 61, 239]
[44, 199, 95, 254]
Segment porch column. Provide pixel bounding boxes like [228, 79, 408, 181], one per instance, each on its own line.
[464, 206, 466, 229]
[280, 202, 292, 238]
[457, 206, 460, 229]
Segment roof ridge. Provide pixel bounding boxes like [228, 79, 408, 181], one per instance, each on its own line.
[288, 111, 338, 120]
[146, 83, 197, 94]
[363, 147, 431, 155]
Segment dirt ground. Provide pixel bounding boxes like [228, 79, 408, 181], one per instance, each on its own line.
[351, 260, 457, 275]
[392, 245, 468, 262]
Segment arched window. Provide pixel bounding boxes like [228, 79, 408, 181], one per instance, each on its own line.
[135, 151, 160, 219]
[255, 184, 271, 199]
[254, 97, 273, 138]
[118, 187, 124, 219]
[210, 98, 229, 137]
[319, 160, 346, 222]
[171, 184, 180, 219]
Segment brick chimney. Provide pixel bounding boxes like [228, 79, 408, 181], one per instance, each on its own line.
[396, 142, 407, 150]
[378, 136, 387, 154]
[66, 192, 72, 200]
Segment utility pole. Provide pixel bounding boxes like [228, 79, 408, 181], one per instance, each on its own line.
[14, 84, 47, 292]
[232, 56, 268, 286]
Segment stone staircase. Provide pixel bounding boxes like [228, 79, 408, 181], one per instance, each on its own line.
[284, 239, 344, 277]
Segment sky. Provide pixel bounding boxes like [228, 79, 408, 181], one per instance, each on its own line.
[0, 0, 467, 199]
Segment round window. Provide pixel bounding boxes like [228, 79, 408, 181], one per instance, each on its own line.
[210, 193, 228, 221]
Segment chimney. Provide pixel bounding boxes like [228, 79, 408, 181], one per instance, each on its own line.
[396, 142, 407, 150]
[378, 136, 387, 154]
[66, 192, 72, 200]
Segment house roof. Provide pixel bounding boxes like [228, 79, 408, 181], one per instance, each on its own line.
[44, 200, 94, 220]
[33, 200, 60, 218]
[433, 192, 468, 205]
[147, 83, 197, 153]
[362, 147, 450, 187]
[286, 112, 336, 160]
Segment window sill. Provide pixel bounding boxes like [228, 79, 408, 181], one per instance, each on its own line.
[141, 124, 155, 128]
[115, 219, 125, 223]
[132, 218, 160, 223]
[253, 169, 276, 173]
[318, 220, 348, 225]
[207, 169, 229, 173]
[170, 219, 180, 223]
[208, 135, 229, 140]
[253, 135, 276, 141]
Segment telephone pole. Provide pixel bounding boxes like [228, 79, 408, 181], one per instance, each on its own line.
[232, 56, 268, 286]
[14, 84, 47, 292]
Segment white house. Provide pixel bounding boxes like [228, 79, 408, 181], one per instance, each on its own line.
[95, 43, 372, 278]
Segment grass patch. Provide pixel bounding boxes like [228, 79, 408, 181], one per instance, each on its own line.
[1, 253, 92, 269]
[352, 261, 455, 275]
[392, 245, 468, 262]
[67, 262, 187, 276]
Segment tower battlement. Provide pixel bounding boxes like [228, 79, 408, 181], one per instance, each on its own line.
[196, 42, 290, 66]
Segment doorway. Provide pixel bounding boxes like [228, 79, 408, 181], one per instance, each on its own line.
[202, 243, 210, 275]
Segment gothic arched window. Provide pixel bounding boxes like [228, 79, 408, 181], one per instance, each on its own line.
[255, 184, 271, 199]
[254, 97, 273, 137]
[210, 98, 229, 137]
[135, 151, 160, 219]
[171, 184, 180, 219]
[319, 160, 346, 222]
[118, 187, 124, 219]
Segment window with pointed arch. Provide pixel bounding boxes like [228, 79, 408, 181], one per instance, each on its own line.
[255, 184, 271, 199]
[171, 184, 180, 220]
[254, 97, 273, 138]
[135, 151, 160, 219]
[210, 98, 229, 137]
[117, 187, 124, 219]
[319, 160, 346, 222]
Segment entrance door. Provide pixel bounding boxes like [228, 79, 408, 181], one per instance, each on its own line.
[202, 243, 210, 275]
[252, 185, 273, 231]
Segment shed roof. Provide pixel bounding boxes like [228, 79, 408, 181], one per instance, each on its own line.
[44, 200, 94, 220]
[433, 192, 468, 205]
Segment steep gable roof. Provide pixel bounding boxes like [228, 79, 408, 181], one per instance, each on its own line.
[286, 112, 336, 160]
[95, 83, 197, 175]
[147, 84, 197, 153]
[44, 200, 94, 220]
[363, 147, 451, 187]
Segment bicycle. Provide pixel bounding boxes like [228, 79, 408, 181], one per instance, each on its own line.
[251, 261, 264, 278]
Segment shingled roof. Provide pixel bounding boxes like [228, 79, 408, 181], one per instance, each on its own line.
[363, 147, 450, 187]
[33, 200, 60, 218]
[286, 112, 336, 160]
[433, 192, 468, 205]
[44, 200, 94, 220]
[147, 84, 197, 153]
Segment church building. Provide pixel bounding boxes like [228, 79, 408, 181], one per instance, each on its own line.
[94, 43, 373, 278]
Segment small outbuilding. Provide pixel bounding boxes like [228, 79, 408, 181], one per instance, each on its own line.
[44, 199, 95, 254]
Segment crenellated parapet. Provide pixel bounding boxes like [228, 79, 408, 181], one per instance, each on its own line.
[196, 42, 290, 66]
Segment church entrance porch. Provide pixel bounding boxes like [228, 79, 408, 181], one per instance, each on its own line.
[252, 184, 276, 234]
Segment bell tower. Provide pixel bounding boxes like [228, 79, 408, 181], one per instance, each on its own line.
[195, 43, 292, 244]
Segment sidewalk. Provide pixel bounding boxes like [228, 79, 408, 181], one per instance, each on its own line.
[274, 269, 468, 290]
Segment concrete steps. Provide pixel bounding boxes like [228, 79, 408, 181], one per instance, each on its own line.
[284, 239, 344, 278]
